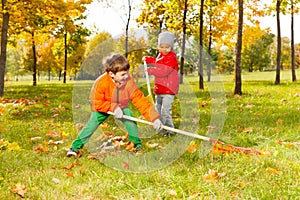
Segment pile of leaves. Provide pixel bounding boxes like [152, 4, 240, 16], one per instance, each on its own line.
[87, 132, 147, 161]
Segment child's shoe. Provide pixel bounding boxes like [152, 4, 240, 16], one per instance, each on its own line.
[159, 130, 175, 136]
[66, 148, 78, 157]
[159, 130, 167, 135]
[134, 144, 143, 153]
[135, 145, 143, 151]
[164, 131, 175, 136]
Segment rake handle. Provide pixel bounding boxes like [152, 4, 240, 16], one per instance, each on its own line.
[108, 111, 212, 142]
[143, 61, 152, 97]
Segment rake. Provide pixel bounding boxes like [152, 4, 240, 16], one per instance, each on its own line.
[108, 112, 265, 155]
[143, 61, 154, 104]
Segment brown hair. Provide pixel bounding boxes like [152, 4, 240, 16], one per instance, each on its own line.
[103, 53, 130, 74]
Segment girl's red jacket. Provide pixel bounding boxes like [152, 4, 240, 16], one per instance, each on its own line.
[144, 51, 179, 95]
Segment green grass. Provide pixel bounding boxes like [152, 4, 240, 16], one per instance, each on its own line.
[1, 70, 300, 199]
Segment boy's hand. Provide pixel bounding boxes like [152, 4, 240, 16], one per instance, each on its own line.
[153, 119, 162, 131]
[113, 107, 123, 119]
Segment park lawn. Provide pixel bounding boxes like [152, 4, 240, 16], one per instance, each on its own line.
[0, 71, 300, 199]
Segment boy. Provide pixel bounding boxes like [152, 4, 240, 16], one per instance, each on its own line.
[67, 53, 162, 157]
[142, 31, 179, 136]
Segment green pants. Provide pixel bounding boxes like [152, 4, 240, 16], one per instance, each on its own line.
[71, 108, 141, 150]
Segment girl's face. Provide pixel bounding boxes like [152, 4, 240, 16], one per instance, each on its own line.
[109, 70, 129, 86]
[158, 44, 172, 55]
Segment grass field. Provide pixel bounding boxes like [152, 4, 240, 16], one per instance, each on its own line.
[0, 70, 299, 199]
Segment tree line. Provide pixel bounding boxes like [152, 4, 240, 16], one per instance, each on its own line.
[0, 0, 299, 97]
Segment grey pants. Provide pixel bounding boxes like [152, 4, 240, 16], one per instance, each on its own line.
[155, 94, 175, 128]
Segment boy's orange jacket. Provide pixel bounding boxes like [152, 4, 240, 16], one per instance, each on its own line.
[89, 72, 159, 122]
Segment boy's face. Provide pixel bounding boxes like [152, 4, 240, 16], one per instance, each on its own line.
[158, 44, 171, 55]
[109, 70, 129, 86]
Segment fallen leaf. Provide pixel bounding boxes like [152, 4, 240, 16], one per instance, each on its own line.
[87, 155, 97, 160]
[206, 125, 216, 130]
[236, 182, 247, 187]
[79, 168, 87, 174]
[30, 136, 42, 141]
[123, 161, 129, 169]
[187, 141, 198, 153]
[48, 123, 60, 127]
[52, 178, 60, 184]
[66, 172, 74, 177]
[52, 113, 59, 118]
[46, 130, 60, 138]
[166, 189, 177, 196]
[48, 140, 64, 145]
[60, 131, 69, 138]
[239, 127, 253, 133]
[212, 143, 233, 154]
[203, 169, 226, 183]
[245, 103, 254, 108]
[7, 142, 21, 151]
[237, 123, 244, 127]
[276, 119, 283, 125]
[0, 106, 6, 115]
[35, 142, 48, 152]
[277, 140, 300, 147]
[259, 149, 271, 156]
[266, 167, 282, 175]
[34, 113, 41, 117]
[11, 182, 27, 197]
[146, 142, 159, 148]
[62, 163, 74, 170]
[103, 131, 113, 137]
[125, 142, 135, 151]
[203, 169, 220, 183]
[99, 123, 108, 128]
[43, 99, 51, 106]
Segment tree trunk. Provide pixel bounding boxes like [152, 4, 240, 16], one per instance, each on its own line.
[275, 0, 281, 85]
[291, 2, 296, 82]
[249, 62, 253, 72]
[125, 0, 131, 58]
[207, 18, 212, 82]
[234, 0, 243, 95]
[198, 0, 204, 89]
[179, 0, 188, 84]
[59, 70, 62, 81]
[32, 32, 37, 86]
[63, 32, 67, 83]
[0, 0, 9, 96]
[198, 0, 204, 90]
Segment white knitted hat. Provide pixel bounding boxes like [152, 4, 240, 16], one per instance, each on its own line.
[158, 32, 175, 47]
